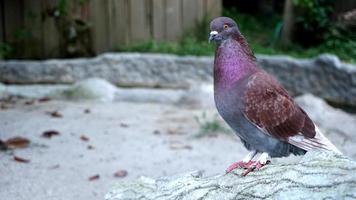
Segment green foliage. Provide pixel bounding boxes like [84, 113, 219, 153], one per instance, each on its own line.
[291, 0, 334, 47]
[118, 9, 355, 63]
[117, 39, 213, 56]
[194, 112, 230, 138]
[0, 43, 14, 59]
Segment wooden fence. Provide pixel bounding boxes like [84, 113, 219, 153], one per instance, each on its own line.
[0, 0, 222, 59]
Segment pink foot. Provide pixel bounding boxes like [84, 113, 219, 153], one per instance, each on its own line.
[242, 160, 270, 176]
[225, 160, 255, 174]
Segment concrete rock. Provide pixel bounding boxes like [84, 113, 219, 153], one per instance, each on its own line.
[105, 150, 356, 200]
[257, 54, 356, 107]
[0, 83, 7, 99]
[0, 53, 355, 106]
[5, 85, 69, 99]
[54, 78, 117, 102]
[115, 88, 186, 104]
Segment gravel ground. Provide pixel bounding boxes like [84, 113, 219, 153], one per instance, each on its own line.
[0, 99, 248, 200]
[1, 83, 355, 200]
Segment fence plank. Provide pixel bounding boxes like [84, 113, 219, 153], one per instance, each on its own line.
[42, 0, 61, 58]
[196, 0, 205, 22]
[129, 0, 151, 42]
[165, 0, 182, 41]
[89, 0, 110, 54]
[152, 0, 165, 41]
[206, 0, 222, 19]
[182, 0, 197, 31]
[3, 0, 23, 57]
[108, 0, 129, 49]
[0, 1, 4, 46]
[23, 0, 43, 58]
[1, 0, 223, 58]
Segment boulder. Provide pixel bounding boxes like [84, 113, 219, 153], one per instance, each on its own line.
[105, 150, 356, 200]
[258, 54, 356, 107]
[0, 83, 7, 99]
[0, 53, 355, 106]
[54, 78, 117, 102]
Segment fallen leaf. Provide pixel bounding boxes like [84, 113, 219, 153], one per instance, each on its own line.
[24, 100, 35, 105]
[88, 174, 100, 181]
[167, 127, 185, 135]
[80, 135, 89, 142]
[169, 141, 192, 150]
[114, 170, 128, 178]
[48, 164, 60, 169]
[14, 156, 30, 163]
[46, 111, 62, 118]
[84, 109, 91, 114]
[5, 137, 30, 149]
[38, 97, 51, 102]
[120, 123, 129, 128]
[153, 130, 161, 135]
[42, 130, 60, 138]
[87, 145, 95, 150]
[0, 140, 8, 151]
[0, 104, 9, 110]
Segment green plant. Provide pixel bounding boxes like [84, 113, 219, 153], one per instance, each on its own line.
[118, 9, 355, 63]
[292, 0, 334, 46]
[194, 112, 231, 138]
[0, 43, 14, 59]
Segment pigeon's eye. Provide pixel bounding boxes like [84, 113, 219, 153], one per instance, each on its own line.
[223, 24, 229, 29]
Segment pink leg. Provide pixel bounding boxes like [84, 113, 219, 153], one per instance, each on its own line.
[242, 160, 270, 176]
[242, 152, 271, 176]
[225, 150, 257, 174]
[225, 160, 255, 173]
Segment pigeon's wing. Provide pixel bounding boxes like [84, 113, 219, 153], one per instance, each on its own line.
[243, 71, 315, 140]
[243, 71, 341, 153]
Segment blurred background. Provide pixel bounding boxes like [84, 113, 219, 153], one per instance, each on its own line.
[0, 1, 356, 200]
[0, 0, 355, 62]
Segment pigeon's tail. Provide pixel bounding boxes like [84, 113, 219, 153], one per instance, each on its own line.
[288, 125, 342, 154]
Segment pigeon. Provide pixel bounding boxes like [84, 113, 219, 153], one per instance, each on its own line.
[209, 17, 341, 175]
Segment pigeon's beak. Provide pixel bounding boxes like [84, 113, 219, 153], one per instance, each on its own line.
[209, 31, 218, 43]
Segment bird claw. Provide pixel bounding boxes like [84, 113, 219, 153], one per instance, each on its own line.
[241, 160, 270, 176]
[225, 160, 255, 174]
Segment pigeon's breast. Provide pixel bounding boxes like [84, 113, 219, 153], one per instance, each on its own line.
[214, 76, 249, 119]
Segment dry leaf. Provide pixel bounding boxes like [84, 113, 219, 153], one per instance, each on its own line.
[0, 140, 8, 151]
[42, 130, 60, 138]
[14, 156, 30, 163]
[24, 100, 35, 105]
[153, 130, 161, 135]
[48, 164, 60, 169]
[120, 123, 129, 128]
[88, 174, 100, 181]
[169, 141, 192, 150]
[5, 137, 30, 149]
[167, 127, 185, 135]
[38, 97, 51, 102]
[46, 111, 62, 118]
[114, 170, 128, 178]
[80, 135, 89, 142]
[0, 104, 9, 110]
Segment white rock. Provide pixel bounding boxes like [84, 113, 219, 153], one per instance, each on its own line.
[55, 78, 117, 102]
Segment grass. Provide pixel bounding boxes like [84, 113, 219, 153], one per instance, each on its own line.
[117, 10, 356, 63]
[194, 112, 231, 138]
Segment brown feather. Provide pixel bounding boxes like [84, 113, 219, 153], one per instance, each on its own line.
[244, 71, 316, 140]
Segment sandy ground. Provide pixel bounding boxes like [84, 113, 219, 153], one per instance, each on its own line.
[0, 99, 250, 200]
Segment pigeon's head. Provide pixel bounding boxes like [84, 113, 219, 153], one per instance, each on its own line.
[209, 17, 240, 44]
